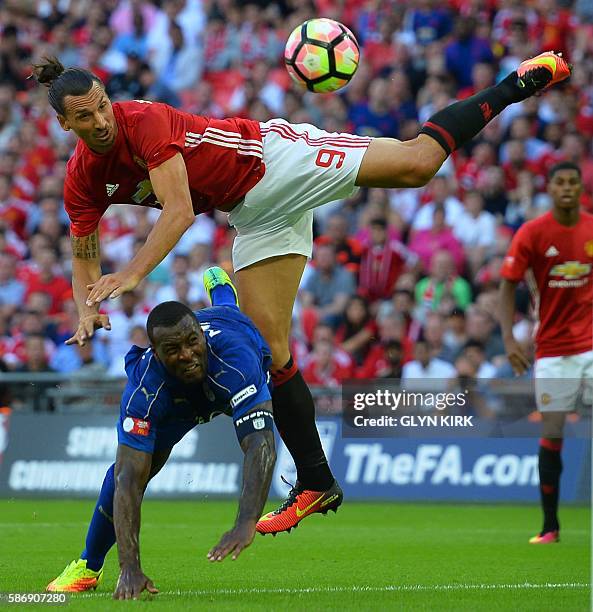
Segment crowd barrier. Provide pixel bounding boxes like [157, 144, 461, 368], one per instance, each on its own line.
[0, 412, 589, 503]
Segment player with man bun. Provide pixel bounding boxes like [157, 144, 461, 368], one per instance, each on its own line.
[32, 50, 571, 535]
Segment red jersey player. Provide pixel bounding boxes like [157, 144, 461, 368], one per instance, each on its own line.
[31, 53, 570, 551]
[499, 161, 593, 544]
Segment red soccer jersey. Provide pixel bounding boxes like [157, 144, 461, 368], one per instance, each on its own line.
[500, 211, 593, 358]
[64, 100, 265, 237]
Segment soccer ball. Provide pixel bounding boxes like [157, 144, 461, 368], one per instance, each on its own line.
[284, 18, 360, 93]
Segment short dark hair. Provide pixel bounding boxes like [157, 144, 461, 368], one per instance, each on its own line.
[30, 56, 104, 116]
[370, 217, 387, 229]
[548, 161, 581, 180]
[462, 339, 485, 352]
[147, 301, 196, 343]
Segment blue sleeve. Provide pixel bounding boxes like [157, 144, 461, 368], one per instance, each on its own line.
[208, 343, 272, 421]
[117, 365, 169, 454]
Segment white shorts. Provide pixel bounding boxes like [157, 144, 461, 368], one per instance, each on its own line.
[228, 119, 371, 271]
[534, 349, 593, 412]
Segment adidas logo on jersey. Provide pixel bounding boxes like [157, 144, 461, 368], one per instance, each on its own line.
[106, 183, 119, 197]
[545, 245, 559, 257]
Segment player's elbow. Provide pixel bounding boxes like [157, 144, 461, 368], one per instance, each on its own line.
[178, 207, 196, 231]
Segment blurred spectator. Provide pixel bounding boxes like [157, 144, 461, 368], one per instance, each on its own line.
[150, 21, 202, 104]
[465, 306, 505, 361]
[458, 62, 495, 99]
[362, 16, 401, 76]
[315, 212, 362, 275]
[108, 323, 150, 377]
[415, 250, 472, 313]
[154, 273, 202, 308]
[357, 313, 413, 378]
[104, 290, 149, 375]
[411, 176, 463, 231]
[460, 339, 497, 378]
[0, 25, 29, 90]
[405, 0, 453, 46]
[303, 338, 354, 387]
[111, 8, 150, 60]
[50, 337, 109, 376]
[24, 248, 71, 315]
[0, 252, 25, 319]
[480, 166, 509, 218]
[335, 295, 377, 365]
[500, 116, 552, 163]
[442, 306, 466, 349]
[445, 16, 494, 88]
[17, 334, 54, 373]
[374, 340, 404, 378]
[107, 53, 150, 100]
[423, 311, 456, 363]
[348, 78, 400, 138]
[409, 203, 465, 273]
[358, 218, 416, 303]
[300, 243, 356, 330]
[453, 190, 497, 276]
[402, 337, 456, 380]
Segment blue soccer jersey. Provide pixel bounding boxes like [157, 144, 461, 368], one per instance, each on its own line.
[117, 304, 273, 454]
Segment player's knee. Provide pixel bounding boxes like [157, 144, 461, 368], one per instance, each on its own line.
[269, 341, 291, 370]
[408, 136, 443, 186]
[254, 322, 290, 368]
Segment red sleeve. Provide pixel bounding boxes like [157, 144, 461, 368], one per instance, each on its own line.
[64, 171, 108, 237]
[500, 223, 533, 282]
[133, 104, 184, 171]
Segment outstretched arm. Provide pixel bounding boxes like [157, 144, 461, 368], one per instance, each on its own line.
[113, 444, 159, 600]
[498, 278, 530, 375]
[67, 229, 112, 346]
[208, 402, 276, 562]
[86, 153, 196, 305]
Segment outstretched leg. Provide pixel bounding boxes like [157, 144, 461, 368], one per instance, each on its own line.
[357, 54, 571, 189]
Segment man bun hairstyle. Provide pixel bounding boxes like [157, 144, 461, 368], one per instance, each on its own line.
[147, 301, 197, 342]
[30, 56, 104, 116]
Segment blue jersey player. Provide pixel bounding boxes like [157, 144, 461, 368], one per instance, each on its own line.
[47, 268, 276, 599]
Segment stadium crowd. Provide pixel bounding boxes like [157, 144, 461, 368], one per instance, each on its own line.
[0, 0, 591, 392]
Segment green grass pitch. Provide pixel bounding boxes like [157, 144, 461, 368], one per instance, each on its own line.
[0, 499, 589, 610]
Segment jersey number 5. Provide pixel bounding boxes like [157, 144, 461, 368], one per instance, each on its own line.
[315, 148, 346, 169]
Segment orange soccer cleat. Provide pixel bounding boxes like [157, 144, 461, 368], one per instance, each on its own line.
[256, 478, 343, 535]
[46, 559, 103, 592]
[517, 51, 572, 93]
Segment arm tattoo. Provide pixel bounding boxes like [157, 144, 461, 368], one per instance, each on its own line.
[237, 401, 276, 524]
[71, 231, 100, 259]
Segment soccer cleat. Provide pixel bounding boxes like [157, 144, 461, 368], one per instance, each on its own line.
[256, 478, 343, 535]
[203, 266, 239, 306]
[517, 51, 572, 94]
[529, 530, 560, 544]
[46, 559, 104, 592]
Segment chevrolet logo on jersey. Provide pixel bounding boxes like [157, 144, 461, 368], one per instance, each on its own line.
[585, 240, 593, 257]
[549, 261, 591, 279]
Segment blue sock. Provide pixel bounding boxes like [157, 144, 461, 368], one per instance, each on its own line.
[211, 284, 238, 309]
[81, 464, 116, 571]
